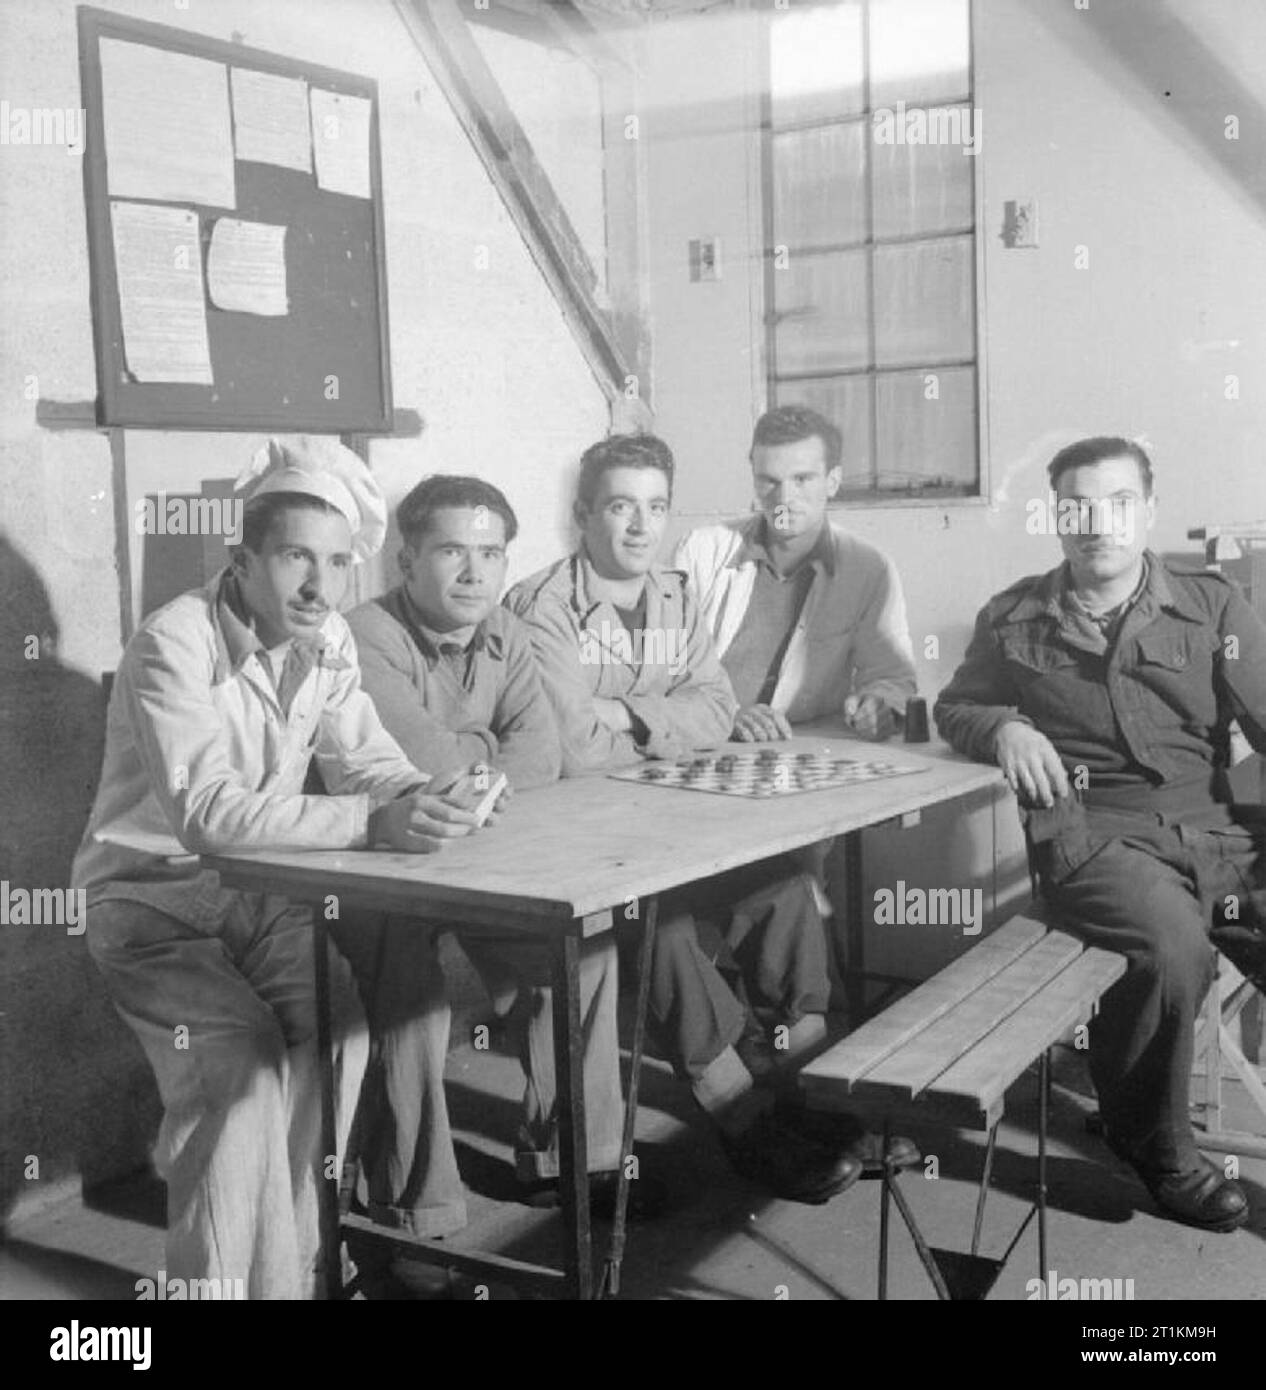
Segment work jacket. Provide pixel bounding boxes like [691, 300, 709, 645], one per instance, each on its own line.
[72, 570, 424, 927]
[672, 516, 917, 722]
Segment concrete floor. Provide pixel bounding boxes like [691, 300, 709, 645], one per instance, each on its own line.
[3, 1020, 1265, 1303]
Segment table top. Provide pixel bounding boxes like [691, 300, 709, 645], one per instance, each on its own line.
[204, 733, 1003, 928]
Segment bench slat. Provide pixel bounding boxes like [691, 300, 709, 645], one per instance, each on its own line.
[852, 931, 1085, 1102]
[803, 914, 1048, 1090]
[929, 947, 1127, 1113]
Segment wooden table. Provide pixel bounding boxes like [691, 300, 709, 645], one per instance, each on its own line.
[205, 732, 1002, 1299]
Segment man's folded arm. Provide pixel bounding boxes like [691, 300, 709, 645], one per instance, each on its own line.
[933, 604, 1032, 763]
[504, 593, 635, 772]
[122, 623, 377, 854]
[619, 595, 739, 755]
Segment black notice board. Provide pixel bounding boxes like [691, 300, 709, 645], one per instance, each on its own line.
[78, 6, 393, 432]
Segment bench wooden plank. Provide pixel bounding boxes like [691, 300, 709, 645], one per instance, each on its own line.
[801, 914, 1049, 1091]
[929, 947, 1126, 1114]
[853, 932, 1085, 1102]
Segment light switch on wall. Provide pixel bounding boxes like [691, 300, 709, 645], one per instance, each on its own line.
[1003, 199, 1038, 248]
[689, 236, 722, 281]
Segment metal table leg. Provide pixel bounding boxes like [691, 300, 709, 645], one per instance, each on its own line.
[313, 914, 343, 1300]
[601, 895, 658, 1299]
[1038, 1047, 1050, 1280]
[551, 929, 592, 1299]
[843, 829, 866, 1023]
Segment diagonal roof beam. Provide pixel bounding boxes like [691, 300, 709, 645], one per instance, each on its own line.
[396, 0, 636, 404]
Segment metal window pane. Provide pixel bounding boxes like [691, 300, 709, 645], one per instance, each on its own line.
[872, 104, 976, 239]
[869, 0, 971, 109]
[770, 1, 865, 128]
[774, 374, 873, 489]
[772, 122, 867, 251]
[875, 365, 977, 492]
[772, 248, 871, 375]
[874, 236, 974, 367]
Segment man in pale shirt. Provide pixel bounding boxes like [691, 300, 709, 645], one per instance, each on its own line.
[674, 404, 916, 741]
[72, 438, 488, 1298]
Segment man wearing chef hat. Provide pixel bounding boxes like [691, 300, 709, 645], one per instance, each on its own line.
[72, 436, 489, 1299]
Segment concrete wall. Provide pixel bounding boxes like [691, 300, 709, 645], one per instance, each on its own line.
[0, 0, 608, 1216]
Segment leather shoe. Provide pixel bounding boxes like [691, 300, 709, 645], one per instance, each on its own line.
[776, 1101, 920, 1173]
[721, 1110, 862, 1204]
[1106, 1133, 1248, 1233]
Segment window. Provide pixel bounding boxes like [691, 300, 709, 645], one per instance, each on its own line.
[763, 0, 979, 500]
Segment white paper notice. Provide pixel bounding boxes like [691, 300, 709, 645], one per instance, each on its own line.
[100, 39, 235, 208]
[310, 88, 372, 199]
[110, 202, 213, 384]
[208, 218, 289, 316]
[231, 68, 311, 172]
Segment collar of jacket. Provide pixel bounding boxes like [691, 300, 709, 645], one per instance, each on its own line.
[208, 568, 350, 684]
[392, 584, 503, 667]
[997, 550, 1205, 628]
[727, 514, 838, 578]
[567, 549, 683, 625]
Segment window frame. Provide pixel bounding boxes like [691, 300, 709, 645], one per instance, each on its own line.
[757, 0, 990, 508]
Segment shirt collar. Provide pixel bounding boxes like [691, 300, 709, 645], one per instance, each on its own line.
[396, 584, 501, 664]
[571, 549, 678, 624]
[211, 569, 349, 682]
[731, 516, 836, 578]
[1004, 550, 1203, 627]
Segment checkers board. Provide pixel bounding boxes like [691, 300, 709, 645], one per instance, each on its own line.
[609, 749, 926, 799]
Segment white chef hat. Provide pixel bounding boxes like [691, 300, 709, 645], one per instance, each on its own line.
[234, 436, 387, 562]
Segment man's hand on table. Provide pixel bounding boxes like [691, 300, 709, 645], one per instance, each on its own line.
[993, 720, 1070, 809]
[732, 704, 793, 742]
[842, 694, 902, 741]
[367, 792, 482, 852]
[431, 765, 513, 827]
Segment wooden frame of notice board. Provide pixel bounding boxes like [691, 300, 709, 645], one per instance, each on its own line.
[78, 6, 393, 432]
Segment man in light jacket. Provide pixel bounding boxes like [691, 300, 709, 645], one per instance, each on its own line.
[673, 404, 917, 742]
[72, 438, 486, 1298]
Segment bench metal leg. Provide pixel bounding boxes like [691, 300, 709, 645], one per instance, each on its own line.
[971, 1121, 999, 1258]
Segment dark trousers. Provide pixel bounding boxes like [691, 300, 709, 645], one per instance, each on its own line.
[635, 855, 830, 1083]
[1033, 799, 1266, 1169]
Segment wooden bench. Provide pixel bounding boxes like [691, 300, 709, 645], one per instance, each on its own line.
[799, 913, 1126, 1300]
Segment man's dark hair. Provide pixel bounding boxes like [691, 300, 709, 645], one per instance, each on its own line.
[1047, 436, 1154, 497]
[750, 405, 843, 472]
[576, 433, 674, 512]
[239, 491, 344, 553]
[397, 474, 519, 548]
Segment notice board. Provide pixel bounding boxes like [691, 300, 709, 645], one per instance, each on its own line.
[78, 6, 393, 432]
